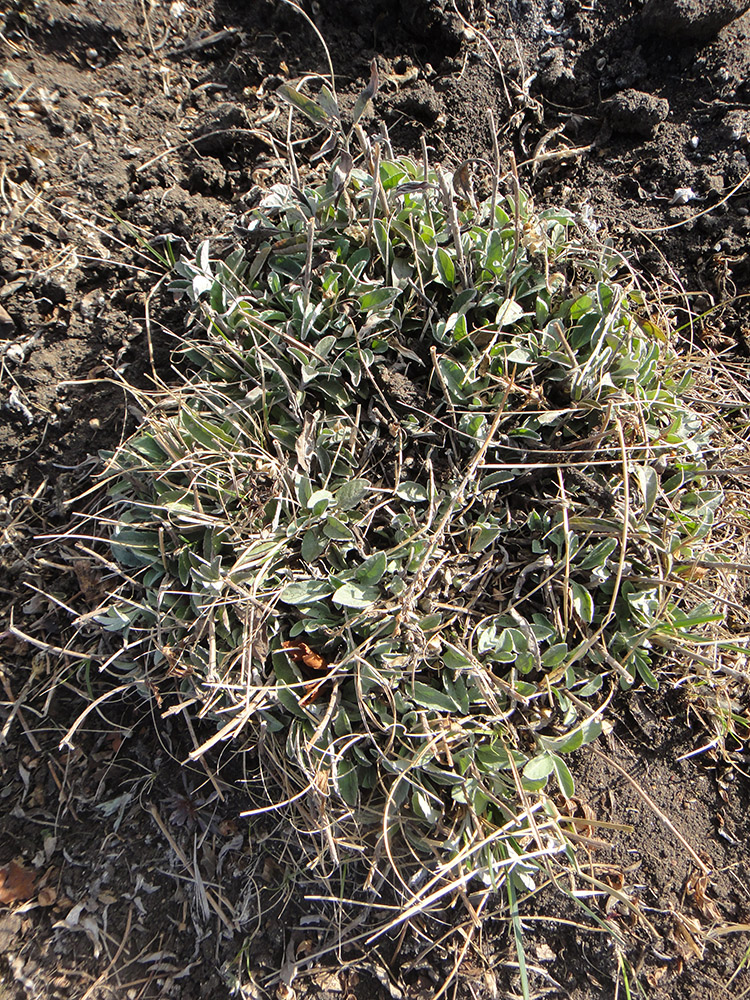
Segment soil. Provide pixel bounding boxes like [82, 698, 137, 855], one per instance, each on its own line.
[1, 0, 750, 997]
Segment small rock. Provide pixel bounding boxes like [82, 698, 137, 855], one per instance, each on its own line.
[607, 89, 669, 136]
[641, 0, 750, 43]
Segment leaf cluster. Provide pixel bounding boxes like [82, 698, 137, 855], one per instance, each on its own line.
[92, 147, 723, 902]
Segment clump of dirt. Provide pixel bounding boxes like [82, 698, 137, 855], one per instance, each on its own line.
[1, 0, 750, 997]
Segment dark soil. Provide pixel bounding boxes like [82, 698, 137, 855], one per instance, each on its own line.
[1, 1, 750, 997]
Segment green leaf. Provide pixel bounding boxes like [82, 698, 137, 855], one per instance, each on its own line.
[479, 470, 516, 489]
[301, 528, 324, 562]
[496, 298, 524, 328]
[469, 524, 501, 553]
[410, 681, 460, 713]
[635, 464, 658, 516]
[539, 724, 583, 754]
[435, 247, 455, 285]
[323, 516, 354, 541]
[335, 478, 369, 511]
[281, 579, 335, 605]
[360, 286, 401, 312]
[522, 753, 554, 789]
[506, 346, 533, 364]
[569, 582, 594, 624]
[541, 642, 568, 668]
[580, 717, 603, 746]
[317, 84, 341, 123]
[635, 656, 659, 689]
[576, 538, 618, 571]
[307, 489, 334, 514]
[412, 788, 442, 823]
[438, 357, 468, 401]
[442, 644, 472, 670]
[395, 481, 429, 503]
[332, 581, 379, 608]
[276, 84, 331, 126]
[550, 753, 575, 798]
[129, 434, 167, 462]
[443, 674, 470, 714]
[335, 760, 359, 806]
[357, 551, 387, 584]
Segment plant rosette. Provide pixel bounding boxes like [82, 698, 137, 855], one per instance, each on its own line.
[91, 145, 722, 899]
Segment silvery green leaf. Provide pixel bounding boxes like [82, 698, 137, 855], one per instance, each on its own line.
[576, 538, 618, 570]
[332, 582, 379, 608]
[317, 84, 341, 123]
[541, 643, 568, 668]
[395, 481, 428, 502]
[281, 579, 335, 605]
[635, 463, 658, 516]
[335, 761, 359, 806]
[435, 247, 455, 286]
[307, 489, 334, 514]
[569, 581, 594, 624]
[360, 286, 401, 312]
[301, 529, 323, 562]
[357, 551, 386, 584]
[335, 478, 369, 510]
[496, 298, 524, 328]
[323, 516, 353, 541]
[550, 753, 575, 798]
[276, 84, 331, 126]
[409, 681, 460, 713]
[522, 754, 554, 789]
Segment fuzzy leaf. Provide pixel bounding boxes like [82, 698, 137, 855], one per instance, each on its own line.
[496, 298, 524, 328]
[409, 681, 460, 713]
[635, 463, 658, 516]
[435, 247, 456, 286]
[569, 582, 594, 624]
[332, 582, 379, 608]
[276, 84, 331, 126]
[357, 551, 387, 584]
[522, 753, 554, 788]
[360, 286, 401, 312]
[281, 579, 335, 605]
[335, 478, 369, 510]
[550, 752, 575, 799]
[395, 481, 429, 503]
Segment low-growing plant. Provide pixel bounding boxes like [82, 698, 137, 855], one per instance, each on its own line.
[79, 79, 731, 980]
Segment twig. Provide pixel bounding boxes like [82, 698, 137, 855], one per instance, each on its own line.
[487, 108, 501, 229]
[436, 166, 469, 287]
[505, 150, 521, 299]
[60, 683, 137, 749]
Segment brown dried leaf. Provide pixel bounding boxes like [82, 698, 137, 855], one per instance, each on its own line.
[294, 412, 317, 473]
[37, 886, 57, 907]
[0, 861, 36, 904]
[672, 908, 705, 960]
[685, 871, 722, 921]
[283, 640, 328, 671]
